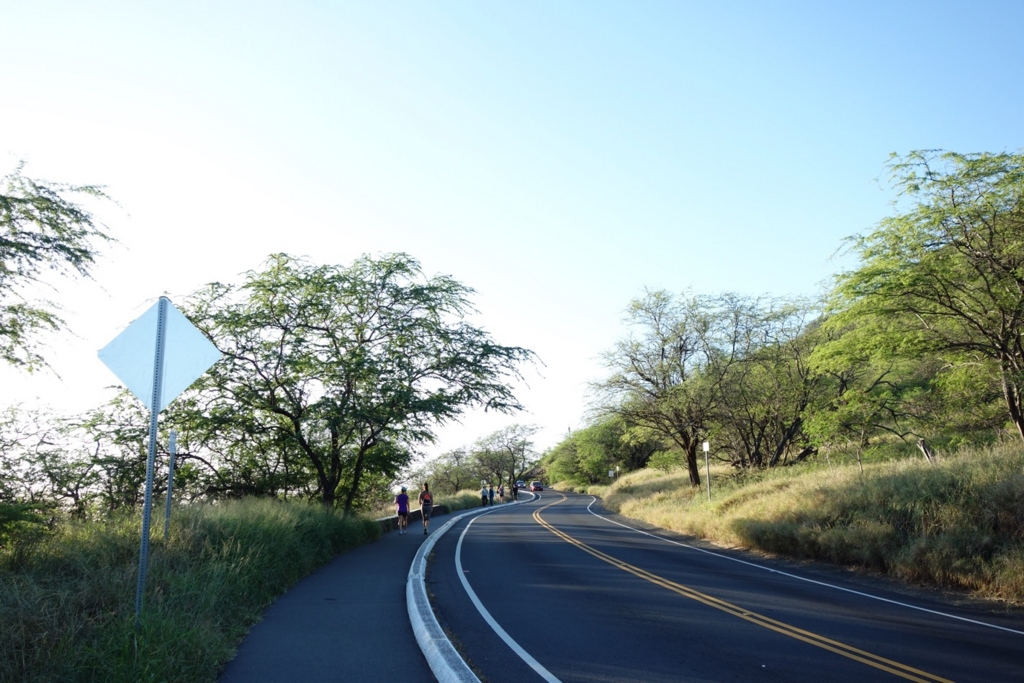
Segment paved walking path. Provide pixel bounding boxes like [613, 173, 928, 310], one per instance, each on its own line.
[218, 523, 438, 683]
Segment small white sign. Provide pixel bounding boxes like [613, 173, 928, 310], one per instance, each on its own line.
[98, 299, 221, 411]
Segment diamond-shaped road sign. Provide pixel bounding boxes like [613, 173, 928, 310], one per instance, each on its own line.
[98, 296, 222, 630]
[99, 298, 221, 410]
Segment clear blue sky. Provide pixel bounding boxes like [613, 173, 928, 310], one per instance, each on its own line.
[2, 1, 1023, 455]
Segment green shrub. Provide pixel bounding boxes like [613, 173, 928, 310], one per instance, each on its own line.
[0, 502, 50, 548]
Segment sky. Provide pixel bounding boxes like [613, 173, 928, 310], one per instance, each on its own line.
[2, 1, 1023, 459]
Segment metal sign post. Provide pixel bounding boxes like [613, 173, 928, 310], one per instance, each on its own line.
[135, 297, 168, 630]
[702, 441, 711, 502]
[164, 430, 177, 541]
[98, 296, 221, 631]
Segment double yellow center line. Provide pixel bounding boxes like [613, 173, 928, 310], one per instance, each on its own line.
[533, 496, 952, 683]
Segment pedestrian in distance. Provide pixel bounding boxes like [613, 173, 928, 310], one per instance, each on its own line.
[488, 485, 494, 506]
[395, 486, 410, 534]
[498, 484, 505, 504]
[419, 483, 434, 535]
[480, 485, 488, 507]
[512, 482, 518, 501]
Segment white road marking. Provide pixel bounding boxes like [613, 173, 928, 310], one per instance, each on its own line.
[585, 497, 1024, 637]
[456, 507, 562, 683]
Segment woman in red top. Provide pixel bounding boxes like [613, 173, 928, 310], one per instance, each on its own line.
[418, 483, 433, 535]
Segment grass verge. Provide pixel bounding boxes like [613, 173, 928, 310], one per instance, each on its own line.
[0, 498, 380, 682]
[583, 441, 1024, 605]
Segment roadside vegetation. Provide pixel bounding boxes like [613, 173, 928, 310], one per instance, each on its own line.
[0, 165, 540, 681]
[0, 498, 379, 683]
[541, 150, 1024, 604]
[5, 150, 1024, 675]
[558, 440, 1024, 605]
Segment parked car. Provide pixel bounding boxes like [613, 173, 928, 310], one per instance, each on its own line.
[530, 481, 543, 491]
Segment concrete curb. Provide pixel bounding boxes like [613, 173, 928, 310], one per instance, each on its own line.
[406, 500, 526, 683]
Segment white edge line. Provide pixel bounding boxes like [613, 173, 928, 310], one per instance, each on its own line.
[585, 497, 1024, 637]
[406, 494, 538, 683]
[456, 510, 562, 683]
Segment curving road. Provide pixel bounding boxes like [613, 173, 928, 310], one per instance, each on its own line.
[426, 491, 1024, 683]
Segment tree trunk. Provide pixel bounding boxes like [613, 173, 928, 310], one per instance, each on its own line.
[305, 453, 333, 507]
[916, 438, 935, 464]
[768, 417, 803, 468]
[1000, 363, 1024, 441]
[686, 441, 701, 488]
[791, 446, 817, 463]
[341, 446, 367, 516]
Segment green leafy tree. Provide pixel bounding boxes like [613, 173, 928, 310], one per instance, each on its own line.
[181, 253, 534, 513]
[544, 425, 612, 485]
[595, 290, 761, 487]
[471, 424, 539, 489]
[544, 416, 660, 486]
[715, 300, 821, 468]
[808, 315, 938, 450]
[164, 390, 315, 501]
[0, 163, 111, 369]
[0, 405, 104, 520]
[71, 393, 154, 512]
[832, 150, 1024, 439]
[408, 447, 476, 496]
[542, 437, 579, 484]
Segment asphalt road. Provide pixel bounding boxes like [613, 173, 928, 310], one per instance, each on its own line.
[427, 491, 1024, 683]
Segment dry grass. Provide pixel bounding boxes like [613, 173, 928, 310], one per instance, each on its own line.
[595, 442, 1024, 604]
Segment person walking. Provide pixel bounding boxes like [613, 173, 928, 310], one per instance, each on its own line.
[511, 482, 518, 501]
[418, 483, 434, 535]
[498, 484, 505, 504]
[480, 484, 488, 507]
[395, 486, 410, 534]
[488, 485, 495, 506]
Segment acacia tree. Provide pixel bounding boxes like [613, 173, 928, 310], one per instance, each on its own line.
[715, 300, 821, 468]
[543, 417, 660, 486]
[0, 163, 111, 369]
[0, 402, 144, 517]
[182, 253, 534, 513]
[164, 390, 315, 501]
[807, 312, 947, 454]
[595, 290, 759, 487]
[833, 150, 1024, 440]
[472, 424, 539, 489]
[408, 447, 475, 496]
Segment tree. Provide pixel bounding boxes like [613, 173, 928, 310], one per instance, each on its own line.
[832, 150, 1024, 439]
[407, 447, 476, 496]
[70, 394, 154, 512]
[715, 300, 821, 468]
[0, 163, 111, 369]
[807, 313, 942, 453]
[543, 416, 660, 486]
[472, 424, 539, 489]
[163, 389, 316, 501]
[0, 403, 124, 517]
[595, 290, 760, 487]
[181, 253, 535, 513]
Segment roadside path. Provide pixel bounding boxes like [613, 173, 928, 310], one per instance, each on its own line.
[219, 519, 439, 682]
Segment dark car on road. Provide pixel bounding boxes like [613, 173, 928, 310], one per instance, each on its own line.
[530, 481, 543, 491]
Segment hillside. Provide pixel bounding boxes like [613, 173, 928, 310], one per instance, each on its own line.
[561, 442, 1024, 606]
